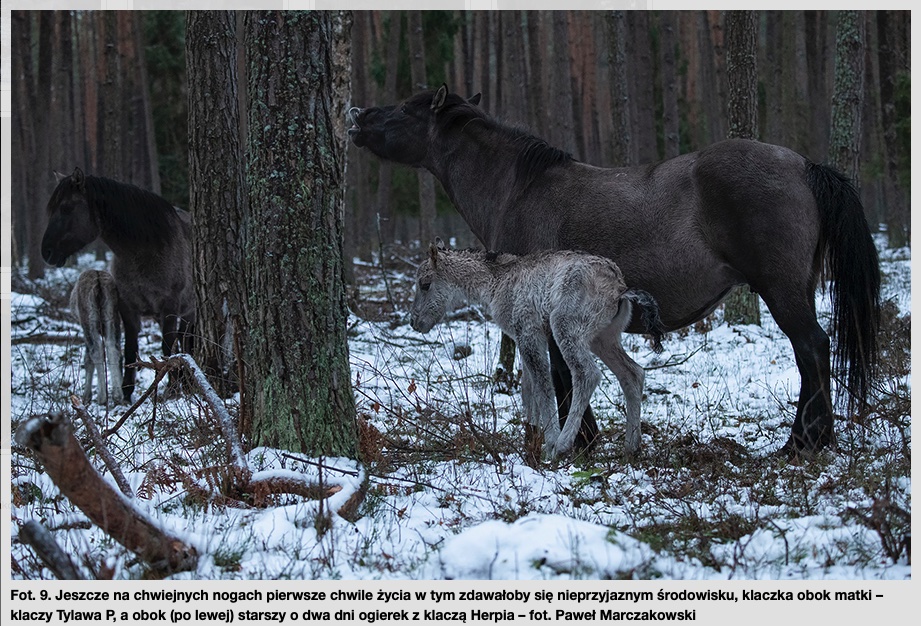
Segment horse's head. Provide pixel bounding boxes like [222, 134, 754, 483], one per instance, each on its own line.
[409, 237, 461, 334]
[41, 168, 100, 267]
[348, 84, 481, 168]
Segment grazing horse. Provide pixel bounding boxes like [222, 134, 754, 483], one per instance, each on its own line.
[410, 239, 665, 460]
[349, 84, 881, 457]
[42, 168, 194, 401]
[70, 269, 123, 406]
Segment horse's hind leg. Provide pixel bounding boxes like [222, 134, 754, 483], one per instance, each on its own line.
[762, 293, 833, 454]
[517, 333, 560, 452]
[548, 336, 600, 452]
[81, 343, 95, 405]
[550, 322, 602, 459]
[591, 319, 645, 455]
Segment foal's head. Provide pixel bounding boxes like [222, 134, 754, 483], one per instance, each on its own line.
[409, 238, 471, 334]
[41, 168, 100, 267]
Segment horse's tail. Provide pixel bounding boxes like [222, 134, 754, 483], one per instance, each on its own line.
[623, 288, 666, 353]
[806, 161, 881, 410]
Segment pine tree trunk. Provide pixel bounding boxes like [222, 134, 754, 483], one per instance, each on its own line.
[187, 10, 246, 399]
[829, 11, 866, 187]
[723, 10, 762, 327]
[659, 11, 680, 159]
[243, 11, 357, 457]
[876, 10, 909, 247]
[606, 11, 630, 165]
[408, 11, 437, 248]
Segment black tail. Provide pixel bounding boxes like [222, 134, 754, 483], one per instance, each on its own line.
[624, 289, 666, 353]
[806, 162, 881, 410]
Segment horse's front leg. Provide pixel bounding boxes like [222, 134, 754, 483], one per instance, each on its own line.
[161, 313, 189, 397]
[119, 306, 142, 402]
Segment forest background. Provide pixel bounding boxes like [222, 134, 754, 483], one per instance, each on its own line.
[10, 10, 911, 282]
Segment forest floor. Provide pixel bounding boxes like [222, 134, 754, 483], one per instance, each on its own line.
[8, 236, 911, 580]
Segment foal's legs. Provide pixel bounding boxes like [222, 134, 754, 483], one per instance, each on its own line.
[550, 319, 602, 458]
[516, 332, 560, 449]
[590, 316, 646, 455]
[548, 337, 601, 451]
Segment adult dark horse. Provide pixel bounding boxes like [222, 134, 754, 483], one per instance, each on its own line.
[348, 84, 881, 457]
[41, 168, 194, 401]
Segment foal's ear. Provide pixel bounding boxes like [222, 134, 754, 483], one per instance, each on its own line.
[432, 84, 449, 112]
[429, 242, 440, 268]
[434, 236, 448, 250]
[468, 93, 482, 106]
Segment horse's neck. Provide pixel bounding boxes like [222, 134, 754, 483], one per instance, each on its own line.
[446, 259, 496, 307]
[430, 132, 518, 242]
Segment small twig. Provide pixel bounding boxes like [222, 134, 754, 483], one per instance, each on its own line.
[71, 396, 133, 498]
[103, 361, 173, 438]
[643, 344, 706, 371]
[18, 520, 86, 580]
[376, 212, 395, 308]
[279, 452, 361, 477]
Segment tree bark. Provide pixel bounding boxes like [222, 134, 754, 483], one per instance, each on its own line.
[829, 10, 866, 187]
[876, 10, 909, 247]
[659, 11, 680, 159]
[606, 11, 630, 165]
[187, 10, 247, 399]
[408, 11, 437, 248]
[243, 11, 358, 457]
[723, 10, 762, 326]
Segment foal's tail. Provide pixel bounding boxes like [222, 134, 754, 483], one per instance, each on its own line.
[806, 161, 881, 410]
[623, 288, 666, 353]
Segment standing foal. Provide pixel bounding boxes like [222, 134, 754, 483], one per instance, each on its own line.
[410, 239, 665, 460]
[70, 269, 123, 406]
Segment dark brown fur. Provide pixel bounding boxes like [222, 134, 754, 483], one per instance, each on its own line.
[42, 168, 194, 401]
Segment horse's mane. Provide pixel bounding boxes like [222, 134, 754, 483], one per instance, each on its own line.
[435, 94, 574, 193]
[83, 176, 181, 246]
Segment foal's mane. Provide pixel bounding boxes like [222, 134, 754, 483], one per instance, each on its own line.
[76, 175, 180, 246]
[436, 94, 574, 193]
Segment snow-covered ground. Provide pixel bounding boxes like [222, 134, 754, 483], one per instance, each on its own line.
[8, 236, 911, 580]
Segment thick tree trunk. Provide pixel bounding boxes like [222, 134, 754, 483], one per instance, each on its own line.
[244, 11, 358, 457]
[187, 10, 246, 399]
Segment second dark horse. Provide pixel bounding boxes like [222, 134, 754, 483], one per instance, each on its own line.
[42, 168, 194, 401]
[348, 84, 881, 457]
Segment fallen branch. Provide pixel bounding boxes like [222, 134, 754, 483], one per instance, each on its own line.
[71, 395, 132, 497]
[18, 520, 85, 580]
[15, 413, 198, 576]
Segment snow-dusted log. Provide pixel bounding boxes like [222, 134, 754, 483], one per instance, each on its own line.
[15, 413, 198, 575]
[18, 520, 85, 580]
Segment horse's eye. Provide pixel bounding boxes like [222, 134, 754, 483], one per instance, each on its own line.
[420, 281, 431, 292]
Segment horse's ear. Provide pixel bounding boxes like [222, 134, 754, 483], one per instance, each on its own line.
[53, 170, 67, 184]
[434, 236, 447, 250]
[468, 93, 482, 106]
[72, 167, 85, 189]
[429, 242, 439, 268]
[432, 84, 449, 112]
